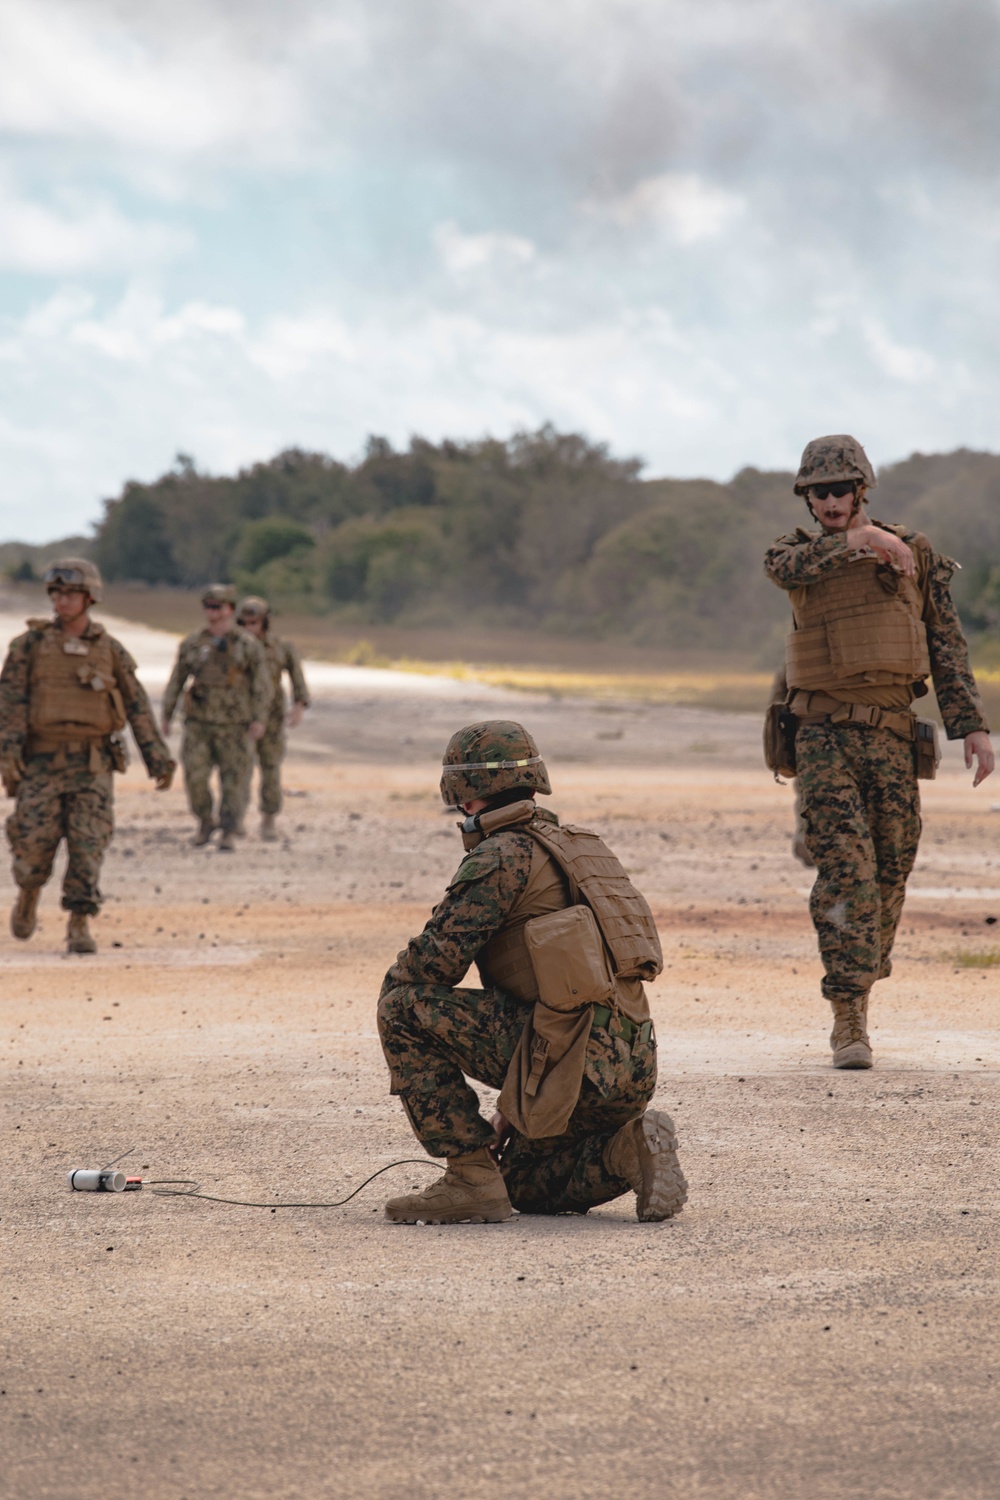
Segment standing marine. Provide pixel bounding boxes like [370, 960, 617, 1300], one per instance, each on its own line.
[0, 559, 175, 953]
[376, 720, 687, 1225]
[234, 596, 310, 841]
[765, 435, 994, 1068]
[161, 584, 272, 852]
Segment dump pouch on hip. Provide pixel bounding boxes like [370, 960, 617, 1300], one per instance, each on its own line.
[498, 904, 615, 1139]
[763, 702, 798, 779]
[498, 1005, 593, 1140]
[914, 717, 942, 780]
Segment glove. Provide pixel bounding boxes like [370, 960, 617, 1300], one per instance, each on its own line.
[154, 764, 176, 792]
[1, 754, 25, 797]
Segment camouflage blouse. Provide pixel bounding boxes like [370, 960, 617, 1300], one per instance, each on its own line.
[162, 625, 272, 726]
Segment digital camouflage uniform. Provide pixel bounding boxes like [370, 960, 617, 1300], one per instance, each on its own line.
[241, 634, 309, 818]
[766, 518, 988, 1013]
[162, 626, 271, 835]
[0, 620, 174, 913]
[378, 807, 659, 1215]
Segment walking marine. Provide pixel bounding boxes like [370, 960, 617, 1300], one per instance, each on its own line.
[0, 559, 174, 953]
[765, 435, 994, 1068]
[235, 596, 309, 841]
[162, 584, 272, 851]
[377, 720, 687, 1224]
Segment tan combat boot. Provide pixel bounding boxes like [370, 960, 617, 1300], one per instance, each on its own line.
[10, 887, 39, 940]
[193, 819, 214, 846]
[829, 994, 873, 1069]
[603, 1109, 688, 1222]
[217, 830, 236, 852]
[384, 1147, 512, 1224]
[260, 814, 278, 842]
[67, 913, 97, 954]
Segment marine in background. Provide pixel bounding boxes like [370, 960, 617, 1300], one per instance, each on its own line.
[765, 435, 993, 1068]
[234, 596, 310, 842]
[377, 720, 687, 1225]
[161, 584, 271, 852]
[0, 560, 174, 954]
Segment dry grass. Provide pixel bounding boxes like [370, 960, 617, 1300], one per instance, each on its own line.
[951, 949, 1000, 968]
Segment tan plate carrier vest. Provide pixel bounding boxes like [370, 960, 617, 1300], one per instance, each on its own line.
[785, 554, 930, 693]
[468, 802, 662, 1139]
[27, 623, 126, 763]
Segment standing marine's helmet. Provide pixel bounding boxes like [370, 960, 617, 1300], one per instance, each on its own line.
[43, 558, 103, 603]
[237, 595, 270, 627]
[440, 720, 552, 807]
[201, 582, 237, 607]
[793, 435, 876, 495]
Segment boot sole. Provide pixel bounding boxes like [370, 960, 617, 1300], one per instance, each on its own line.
[636, 1110, 688, 1222]
[385, 1202, 512, 1225]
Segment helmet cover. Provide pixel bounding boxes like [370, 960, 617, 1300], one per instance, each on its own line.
[237, 594, 270, 625]
[793, 434, 876, 495]
[202, 582, 237, 607]
[44, 557, 103, 603]
[440, 720, 552, 807]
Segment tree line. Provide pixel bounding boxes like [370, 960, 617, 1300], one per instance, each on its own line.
[8, 428, 1000, 652]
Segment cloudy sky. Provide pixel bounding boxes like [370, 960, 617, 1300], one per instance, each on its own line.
[1, 0, 999, 539]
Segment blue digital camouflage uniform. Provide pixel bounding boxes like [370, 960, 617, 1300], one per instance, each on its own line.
[377, 812, 658, 1215]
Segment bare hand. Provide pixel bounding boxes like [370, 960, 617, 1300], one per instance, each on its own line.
[161, 717, 172, 737]
[154, 767, 175, 792]
[489, 1109, 511, 1162]
[846, 524, 915, 576]
[248, 720, 265, 742]
[965, 731, 995, 788]
[287, 703, 305, 729]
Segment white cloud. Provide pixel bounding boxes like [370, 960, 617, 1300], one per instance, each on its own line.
[0, 178, 191, 274]
[433, 220, 536, 274]
[0, 0, 306, 158]
[586, 172, 745, 243]
[863, 320, 937, 383]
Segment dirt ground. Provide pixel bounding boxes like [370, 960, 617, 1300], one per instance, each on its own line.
[2, 659, 999, 1499]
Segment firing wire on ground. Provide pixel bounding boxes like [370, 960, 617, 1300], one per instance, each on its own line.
[144, 1159, 445, 1209]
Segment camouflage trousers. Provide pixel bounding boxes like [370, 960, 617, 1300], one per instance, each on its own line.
[377, 982, 658, 1214]
[6, 751, 114, 914]
[240, 714, 285, 818]
[181, 720, 251, 835]
[796, 722, 921, 1004]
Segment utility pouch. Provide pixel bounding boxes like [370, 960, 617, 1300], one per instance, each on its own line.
[524, 904, 616, 1012]
[108, 735, 128, 774]
[914, 717, 941, 780]
[763, 702, 798, 780]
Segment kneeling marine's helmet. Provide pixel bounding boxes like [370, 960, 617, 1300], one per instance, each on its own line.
[440, 720, 552, 807]
[793, 434, 876, 495]
[43, 558, 103, 603]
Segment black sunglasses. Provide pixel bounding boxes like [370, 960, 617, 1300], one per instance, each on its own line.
[809, 481, 856, 501]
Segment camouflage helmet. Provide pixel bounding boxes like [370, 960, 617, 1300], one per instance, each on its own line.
[237, 594, 270, 626]
[201, 582, 237, 607]
[439, 720, 552, 807]
[793, 434, 876, 495]
[43, 557, 103, 603]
